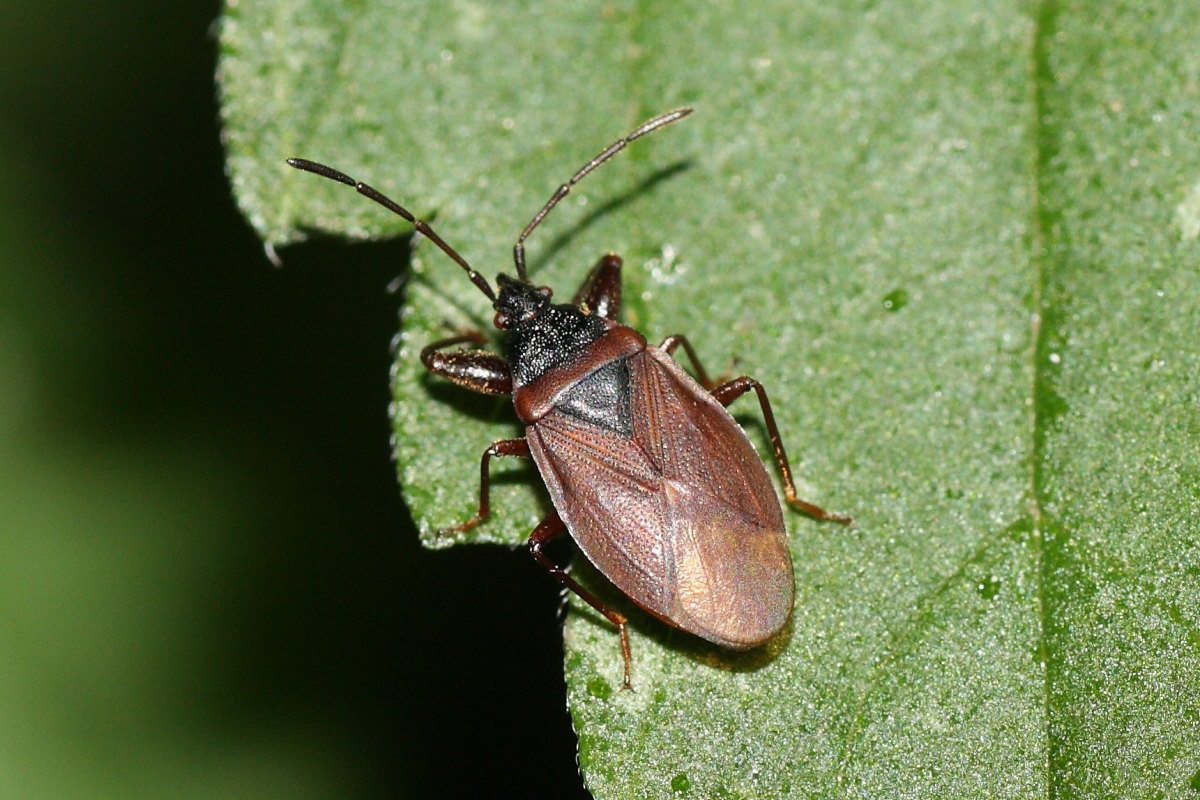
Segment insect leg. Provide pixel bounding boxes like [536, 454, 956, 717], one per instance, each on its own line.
[439, 438, 532, 536]
[571, 253, 623, 320]
[528, 511, 633, 690]
[709, 376, 853, 525]
[421, 332, 513, 396]
[658, 333, 717, 389]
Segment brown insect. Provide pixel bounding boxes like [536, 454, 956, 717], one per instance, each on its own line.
[288, 107, 850, 689]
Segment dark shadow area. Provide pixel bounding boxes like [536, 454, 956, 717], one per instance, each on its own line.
[421, 375, 517, 424]
[220, 239, 590, 799]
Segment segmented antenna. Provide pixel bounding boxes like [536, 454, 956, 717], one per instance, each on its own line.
[286, 106, 693, 296]
[512, 108, 692, 281]
[285, 158, 497, 302]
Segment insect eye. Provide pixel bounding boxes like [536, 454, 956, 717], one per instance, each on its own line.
[537, 286, 553, 299]
[493, 311, 509, 329]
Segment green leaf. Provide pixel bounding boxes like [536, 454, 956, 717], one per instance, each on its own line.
[220, 0, 1200, 797]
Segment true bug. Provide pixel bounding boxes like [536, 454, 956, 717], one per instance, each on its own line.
[287, 107, 850, 689]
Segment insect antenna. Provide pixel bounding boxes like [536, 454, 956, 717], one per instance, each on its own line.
[512, 107, 693, 282]
[286, 158, 497, 302]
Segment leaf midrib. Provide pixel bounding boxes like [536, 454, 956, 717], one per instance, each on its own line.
[830, 2, 1064, 788]
[1030, 0, 1061, 797]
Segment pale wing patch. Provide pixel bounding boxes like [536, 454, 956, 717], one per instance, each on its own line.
[664, 480, 793, 648]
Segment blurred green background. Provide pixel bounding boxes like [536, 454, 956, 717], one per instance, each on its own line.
[1, 1, 589, 797]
